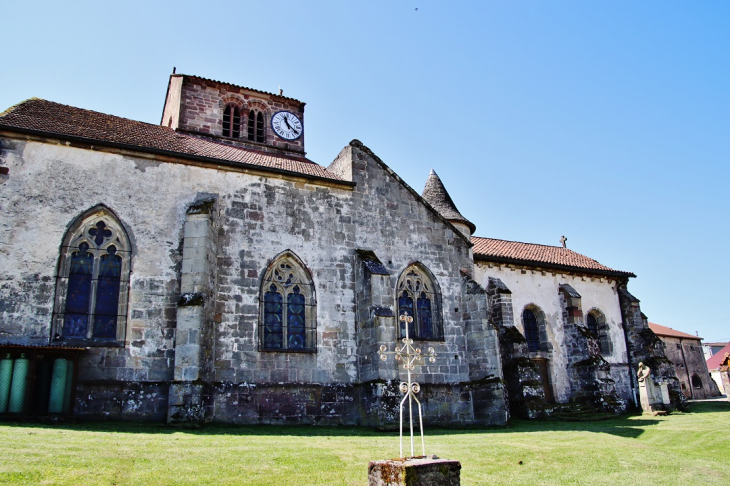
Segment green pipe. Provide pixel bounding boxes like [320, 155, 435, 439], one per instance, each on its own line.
[0, 354, 13, 413]
[8, 354, 29, 413]
[48, 358, 68, 413]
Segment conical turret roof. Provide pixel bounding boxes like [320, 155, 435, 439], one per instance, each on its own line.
[421, 169, 476, 234]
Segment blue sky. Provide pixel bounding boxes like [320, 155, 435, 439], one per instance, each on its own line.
[3, 1, 728, 342]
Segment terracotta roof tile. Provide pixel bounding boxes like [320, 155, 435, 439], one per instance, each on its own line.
[471, 236, 635, 277]
[648, 322, 701, 341]
[706, 343, 730, 370]
[0, 99, 343, 182]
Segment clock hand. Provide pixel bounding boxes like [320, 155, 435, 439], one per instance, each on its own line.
[284, 117, 294, 130]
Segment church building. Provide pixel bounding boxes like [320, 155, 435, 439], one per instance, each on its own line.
[0, 73, 679, 424]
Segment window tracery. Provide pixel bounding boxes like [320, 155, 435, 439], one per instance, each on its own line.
[396, 264, 442, 340]
[259, 253, 316, 352]
[53, 208, 131, 345]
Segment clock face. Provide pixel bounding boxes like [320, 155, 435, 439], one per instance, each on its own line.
[271, 111, 303, 140]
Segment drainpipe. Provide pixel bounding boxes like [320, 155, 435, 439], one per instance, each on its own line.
[678, 337, 693, 399]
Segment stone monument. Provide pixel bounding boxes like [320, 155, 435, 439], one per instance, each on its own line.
[637, 362, 669, 415]
[368, 314, 461, 486]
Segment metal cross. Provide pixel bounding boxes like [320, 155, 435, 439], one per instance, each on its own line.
[378, 313, 437, 458]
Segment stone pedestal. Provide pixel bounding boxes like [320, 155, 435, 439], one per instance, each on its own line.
[368, 457, 461, 486]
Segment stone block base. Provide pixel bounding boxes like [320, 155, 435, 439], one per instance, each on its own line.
[368, 457, 461, 486]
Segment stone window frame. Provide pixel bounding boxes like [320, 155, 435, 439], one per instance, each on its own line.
[51, 206, 131, 347]
[218, 95, 245, 139]
[395, 263, 444, 341]
[258, 251, 317, 353]
[586, 308, 613, 355]
[521, 304, 550, 353]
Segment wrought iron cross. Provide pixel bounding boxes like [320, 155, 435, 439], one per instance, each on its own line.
[379, 313, 437, 458]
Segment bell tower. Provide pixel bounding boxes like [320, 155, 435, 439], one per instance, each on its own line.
[161, 73, 306, 157]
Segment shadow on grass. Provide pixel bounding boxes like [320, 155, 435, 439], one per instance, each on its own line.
[3, 401, 725, 439]
[683, 400, 730, 414]
[0, 415, 666, 440]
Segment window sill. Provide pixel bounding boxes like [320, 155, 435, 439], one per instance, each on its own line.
[52, 338, 125, 348]
[258, 347, 317, 354]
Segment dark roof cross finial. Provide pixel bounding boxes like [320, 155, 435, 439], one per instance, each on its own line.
[560, 235, 567, 248]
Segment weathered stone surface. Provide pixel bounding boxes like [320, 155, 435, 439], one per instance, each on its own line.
[368, 457, 461, 486]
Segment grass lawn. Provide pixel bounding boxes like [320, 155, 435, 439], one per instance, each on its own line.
[1, 401, 728, 485]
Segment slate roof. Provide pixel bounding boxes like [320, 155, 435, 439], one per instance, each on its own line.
[471, 236, 635, 277]
[648, 322, 701, 341]
[706, 343, 730, 370]
[0, 98, 344, 182]
[421, 170, 476, 233]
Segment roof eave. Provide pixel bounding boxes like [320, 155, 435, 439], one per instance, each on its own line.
[473, 253, 636, 278]
[0, 124, 355, 188]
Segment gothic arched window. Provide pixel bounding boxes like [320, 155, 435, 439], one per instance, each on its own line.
[587, 310, 612, 355]
[248, 110, 265, 143]
[52, 207, 131, 345]
[396, 264, 443, 340]
[259, 252, 316, 352]
[222, 105, 241, 138]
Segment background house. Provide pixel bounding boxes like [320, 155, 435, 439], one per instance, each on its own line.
[648, 323, 719, 399]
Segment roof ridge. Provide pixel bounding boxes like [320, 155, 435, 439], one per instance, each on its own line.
[178, 73, 304, 105]
[472, 235, 568, 250]
[0, 98, 347, 184]
[0, 98, 171, 130]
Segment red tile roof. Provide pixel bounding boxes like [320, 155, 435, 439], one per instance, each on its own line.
[471, 236, 635, 277]
[0, 99, 344, 183]
[706, 343, 730, 370]
[648, 322, 701, 341]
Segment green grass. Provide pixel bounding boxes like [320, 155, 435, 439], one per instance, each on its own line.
[1, 401, 729, 485]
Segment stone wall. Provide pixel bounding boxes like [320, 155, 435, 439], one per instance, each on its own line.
[657, 335, 720, 399]
[474, 262, 632, 407]
[0, 135, 507, 425]
[617, 285, 682, 410]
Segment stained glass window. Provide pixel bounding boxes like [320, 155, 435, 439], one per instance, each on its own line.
[398, 291, 415, 338]
[264, 284, 283, 349]
[259, 253, 316, 352]
[396, 264, 442, 340]
[93, 246, 122, 339]
[63, 243, 93, 338]
[417, 292, 433, 338]
[523, 309, 540, 352]
[54, 208, 130, 344]
[287, 286, 306, 350]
